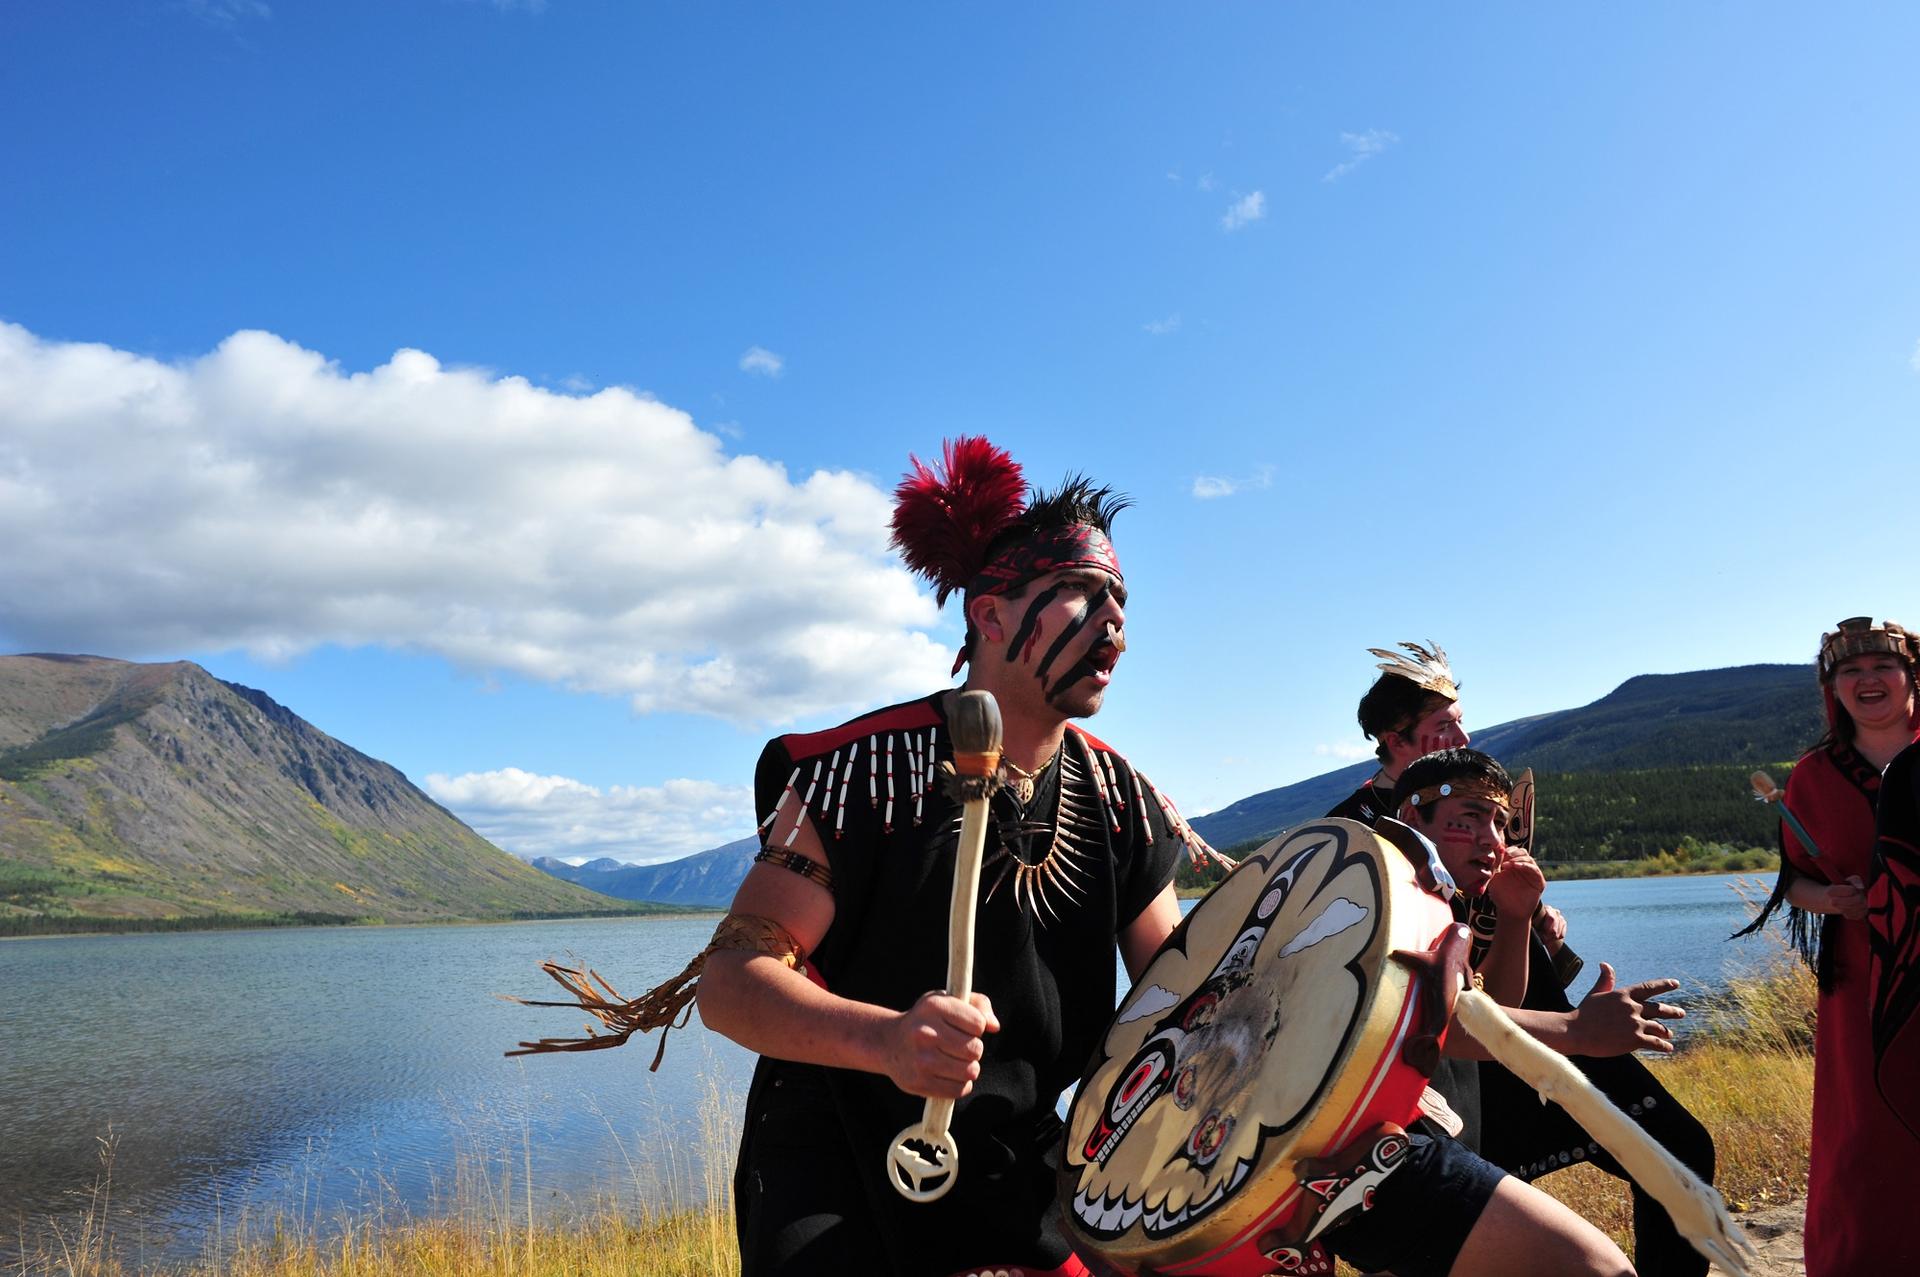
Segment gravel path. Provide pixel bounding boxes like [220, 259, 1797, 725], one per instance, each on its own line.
[1710, 1200, 1805, 1277]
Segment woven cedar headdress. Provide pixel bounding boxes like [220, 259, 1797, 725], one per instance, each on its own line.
[890, 437, 1125, 672]
[1814, 616, 1920, 739]
[1817, 617, 1918, 682]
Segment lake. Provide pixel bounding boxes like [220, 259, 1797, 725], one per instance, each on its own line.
[0, 872, 1783, 1262]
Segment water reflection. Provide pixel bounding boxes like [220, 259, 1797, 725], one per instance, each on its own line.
[0, 916, 756, 1262]
[0, 873, 1780, 1262]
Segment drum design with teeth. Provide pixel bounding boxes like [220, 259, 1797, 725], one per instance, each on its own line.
[1060, 819, 1456, 1276]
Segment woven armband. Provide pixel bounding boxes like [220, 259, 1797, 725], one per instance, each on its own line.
[753, 845, 835, 893]
[506, 913, 809, 1071]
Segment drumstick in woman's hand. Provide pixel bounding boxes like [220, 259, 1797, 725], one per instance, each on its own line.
[1751, 770, 1825, 860]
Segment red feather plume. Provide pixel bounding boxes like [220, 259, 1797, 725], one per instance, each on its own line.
[889, 437, 1028, 605]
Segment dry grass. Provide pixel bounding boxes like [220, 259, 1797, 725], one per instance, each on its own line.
[1534, 938, 1817, 1255]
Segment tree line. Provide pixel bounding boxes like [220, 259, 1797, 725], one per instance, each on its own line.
[1179, 761, 1790, 888]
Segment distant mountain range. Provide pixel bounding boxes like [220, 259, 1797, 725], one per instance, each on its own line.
[533, 836, 756, 908]
[0, 654, 648, 932]
[538, 663, 1822, 902]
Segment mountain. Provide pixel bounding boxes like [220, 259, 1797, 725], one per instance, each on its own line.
[534, 835, 756, 908]
[547, 662, 1824, 904]
[0, 653, 642, 931]
[1191, 664, 1819, 851]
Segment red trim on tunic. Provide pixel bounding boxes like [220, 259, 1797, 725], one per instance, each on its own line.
[777, 700, 942, 759]
[1068, 723, 1115, 755]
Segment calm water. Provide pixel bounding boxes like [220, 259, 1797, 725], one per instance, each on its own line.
[0, 873, 1781, 1261]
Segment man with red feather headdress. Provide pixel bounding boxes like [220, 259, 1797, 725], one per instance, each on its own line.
[695, 438, 1221, 1276]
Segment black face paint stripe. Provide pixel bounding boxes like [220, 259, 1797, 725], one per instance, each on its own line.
[1004, 582, 1069, 665]
[1045, 656, 1103, 707]
[1036, 585, 1110, 692]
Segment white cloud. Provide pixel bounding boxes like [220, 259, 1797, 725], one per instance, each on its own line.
[0, 321, 951, 722]
[1324, 129, 1400, 182]
[426, 767, 752, 863]
[1197, 172, 1217, 193]
[1190, 464, 1274, 500]
[739, 346, 785, 378]
[1220, 191, 1266, 232]
[180, 0, 270, 24]
[1142, 313, 1182, 336]
[1314, 742, 1376, 762]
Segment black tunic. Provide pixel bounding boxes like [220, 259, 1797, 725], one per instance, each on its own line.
[1326, 776, 1395, 827]
[733, 693, 1191, 1275]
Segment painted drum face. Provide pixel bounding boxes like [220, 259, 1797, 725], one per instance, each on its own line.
[1062, 820, 1456, 1276]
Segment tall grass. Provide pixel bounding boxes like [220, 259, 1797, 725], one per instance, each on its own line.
[1530, 881, 1817, 1254]
[9, 1081, 743, 1277]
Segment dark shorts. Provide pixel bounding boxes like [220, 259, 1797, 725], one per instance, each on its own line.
[1317, 1133, 1506, 1277]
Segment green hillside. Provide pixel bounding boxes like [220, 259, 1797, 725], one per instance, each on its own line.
[0, 654, 654, 935]
[1190, 664, 1819, 867]
[1531, 763, 1786, 861]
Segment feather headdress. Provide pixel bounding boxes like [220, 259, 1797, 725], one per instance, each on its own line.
[1366, 641, 1460, 702]
[889, 437, 1028, 606]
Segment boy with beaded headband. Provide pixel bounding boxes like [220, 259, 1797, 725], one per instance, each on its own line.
[1327, 643, 1717, 1276]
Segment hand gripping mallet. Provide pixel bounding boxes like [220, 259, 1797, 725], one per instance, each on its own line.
[887, 689, 1004, 1203]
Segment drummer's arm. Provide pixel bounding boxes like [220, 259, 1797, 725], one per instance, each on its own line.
[1442, 965, 1682, 1060]
[1120, 884, 1181, 982]
[697, 804, 1000, 1100]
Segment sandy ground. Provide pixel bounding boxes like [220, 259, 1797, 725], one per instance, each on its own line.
[1709, 1200, 1805, 1277]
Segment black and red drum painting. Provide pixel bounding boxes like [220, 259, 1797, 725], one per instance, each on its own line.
[1061, 819, 1457, 1276]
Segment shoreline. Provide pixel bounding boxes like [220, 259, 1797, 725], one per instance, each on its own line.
[0, 904, 723, 942]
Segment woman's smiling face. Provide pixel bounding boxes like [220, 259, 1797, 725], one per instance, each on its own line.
[1833, 652, 1917, 731]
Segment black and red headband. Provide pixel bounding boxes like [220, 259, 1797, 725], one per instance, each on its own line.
[889, 437, 1125, 665]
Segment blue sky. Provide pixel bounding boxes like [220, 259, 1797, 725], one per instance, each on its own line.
[3, 2, 1917, 863]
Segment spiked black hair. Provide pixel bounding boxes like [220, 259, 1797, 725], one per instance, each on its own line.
[980, 474, 1131, 566]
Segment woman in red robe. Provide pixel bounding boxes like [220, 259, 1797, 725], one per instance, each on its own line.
[1741, 617, 1920, 1274]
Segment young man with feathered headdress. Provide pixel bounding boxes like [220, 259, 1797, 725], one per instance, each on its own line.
[1328, 646, 1716, 1277]
[694, 438, 1219, 1276]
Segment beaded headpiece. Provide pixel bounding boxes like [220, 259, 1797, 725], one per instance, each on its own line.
[1817, 617, 1918, 682]
[1404, 775, 1511, 814]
